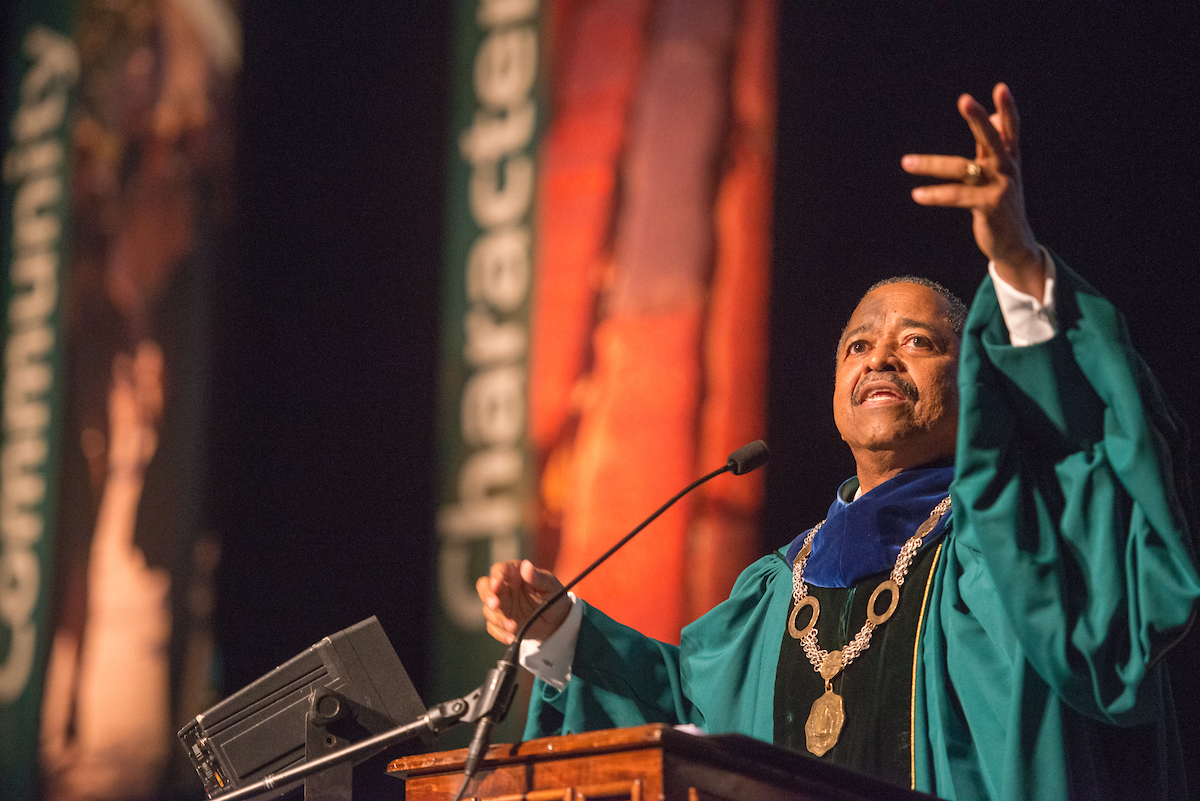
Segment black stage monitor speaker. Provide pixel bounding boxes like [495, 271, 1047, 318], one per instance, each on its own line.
[178, 616, 425, 798]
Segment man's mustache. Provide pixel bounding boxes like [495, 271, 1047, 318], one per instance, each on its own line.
[853, 374, 918, 405]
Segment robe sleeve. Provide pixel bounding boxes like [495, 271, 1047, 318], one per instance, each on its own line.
[523, 552, 791, 742]
[947, 253, 1200, 725]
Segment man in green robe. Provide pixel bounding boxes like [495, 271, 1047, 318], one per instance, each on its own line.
[476, 84, 1200, 799]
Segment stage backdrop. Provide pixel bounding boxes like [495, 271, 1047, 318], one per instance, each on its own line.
[434, 0, 776, 743]
[1, 0, 239, 797]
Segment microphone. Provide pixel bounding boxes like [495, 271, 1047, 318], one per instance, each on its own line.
[727, 439, 769, 475]
[451, 440, 769, 801]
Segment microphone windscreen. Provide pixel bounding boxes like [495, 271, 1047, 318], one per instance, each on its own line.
[726, 440, 769, 475]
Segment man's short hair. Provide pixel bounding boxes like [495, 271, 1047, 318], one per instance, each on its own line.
[836, 276, 968, 362]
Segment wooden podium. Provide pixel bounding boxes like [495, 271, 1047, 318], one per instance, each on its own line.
[387, 724, 936, 801]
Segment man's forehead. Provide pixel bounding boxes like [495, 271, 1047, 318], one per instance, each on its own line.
[837, 282, 957, 351]
[847, 282, 950, 327]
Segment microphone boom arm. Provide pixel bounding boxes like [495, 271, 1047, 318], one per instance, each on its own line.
[516, 462, 730, 645]
[452, 439, 768, 800]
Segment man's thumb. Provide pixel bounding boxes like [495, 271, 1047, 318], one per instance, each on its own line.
[520, 559, 559, 593]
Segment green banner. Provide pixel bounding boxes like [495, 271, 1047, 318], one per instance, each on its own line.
[1, 2, 77, 797]
[434, 0, 543, 746]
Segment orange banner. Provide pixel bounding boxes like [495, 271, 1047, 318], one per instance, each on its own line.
[532, 0, 776, 641]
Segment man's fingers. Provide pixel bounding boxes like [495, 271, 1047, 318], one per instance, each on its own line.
[485, 621, 515, 645]
[902, 154, 977, 181]
[480, 559, 565, 641]
[521, 559, 563, 594]
[992, 82, 1019, 152]
[476, 574, 499, 609]
[957, 93, 1007, 165]
[488, 559, 522, 592]
[481, 601, 516, 632]
[521, 559, 554, 589]
[480, 580, 520, 643]
[910, 182, 995, 208]
[906, 87, 1019, 189]
[989, 112, 1004, 144]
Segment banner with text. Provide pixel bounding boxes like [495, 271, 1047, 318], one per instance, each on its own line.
[3, 0, 239, 796]
[434, 0, 544, 745]
[434, 0, 775, 740]
[1, 2, 76, 796]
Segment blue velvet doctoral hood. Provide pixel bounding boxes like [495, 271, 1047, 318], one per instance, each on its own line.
[785, 464, 954, 588]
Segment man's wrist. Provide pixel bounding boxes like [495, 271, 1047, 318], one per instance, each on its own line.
[991, 243, 1046, 299]
[518, 592, 582, 690]
[989, 246, 1057, 346]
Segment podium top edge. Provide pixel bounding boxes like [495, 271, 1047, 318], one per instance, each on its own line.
[386, 723, 939, 800]
[387, 722, 674, 775]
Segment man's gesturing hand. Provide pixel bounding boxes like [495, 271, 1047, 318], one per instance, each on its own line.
[902, 82, 1045, 298]
[476, 559, 571, 645]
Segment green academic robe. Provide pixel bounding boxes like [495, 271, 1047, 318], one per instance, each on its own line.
[525, 259, 1200, 800]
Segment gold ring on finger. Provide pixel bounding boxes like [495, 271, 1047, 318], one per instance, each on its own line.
[963, 161, 985, 186]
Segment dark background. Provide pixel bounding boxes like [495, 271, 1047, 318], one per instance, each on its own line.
[211, 0, 1197, 788]
[213, 4, 449, 690]
[1, 0, 1194, 795]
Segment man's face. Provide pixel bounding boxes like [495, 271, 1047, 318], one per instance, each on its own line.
[833, 283, 960, 468]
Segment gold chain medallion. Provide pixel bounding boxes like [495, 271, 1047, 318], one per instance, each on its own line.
[804, 689, 845, 757]
[790, 495, 951, 756]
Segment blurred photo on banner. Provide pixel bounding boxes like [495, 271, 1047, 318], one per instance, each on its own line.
[1, 0, 239, 797]
[532, 0, 775, 641]
[434, 0, 776, 738]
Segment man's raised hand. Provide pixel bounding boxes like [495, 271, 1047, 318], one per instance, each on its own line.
[902, 82, 1045, 297]
[476, 560, 570, 645]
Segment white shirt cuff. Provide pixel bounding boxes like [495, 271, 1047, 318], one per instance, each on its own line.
[988, 246, 1057, 346]
[518, 592, 582, 691]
